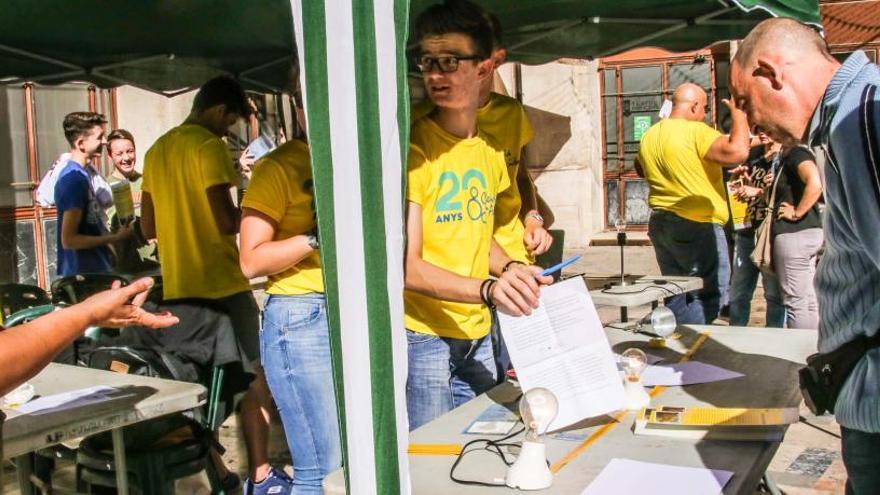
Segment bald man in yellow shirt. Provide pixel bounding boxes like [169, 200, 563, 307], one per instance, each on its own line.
[637, 83, 750, 325]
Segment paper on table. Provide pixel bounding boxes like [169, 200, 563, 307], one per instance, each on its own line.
[498, 277, 625, 431]
[581, 458, 734, 495]
[641, 361, 744, 387]
[16, 386, 116, 415]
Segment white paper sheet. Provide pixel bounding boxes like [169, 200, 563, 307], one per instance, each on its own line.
[581, 458, 734, 495]
[640, 361, 744, 387]
[15, 386, 116, 415]
[498, 277, 625, 431]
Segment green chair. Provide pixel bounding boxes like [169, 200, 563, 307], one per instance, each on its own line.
[2, 304, 56, 328]
[75, 352, 228, 495]
[535, 229, 566, 281]
[50, 272, 131, 306]
[0, 283, 51, 327]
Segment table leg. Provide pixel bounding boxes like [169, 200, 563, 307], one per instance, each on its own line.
[14, 454, 34, 495]
[111, 428, 130, 495]
[620, 307, 628, 322]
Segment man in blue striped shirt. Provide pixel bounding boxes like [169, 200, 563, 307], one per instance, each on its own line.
[731, 18, 880, 494]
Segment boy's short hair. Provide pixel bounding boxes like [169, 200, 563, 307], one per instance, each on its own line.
[107, 128, 135, 148]
[191, 75, 253, 117]
[63, 111, 107, 146]
[413, 0, 494, 60]
[485, 11, 502, 49]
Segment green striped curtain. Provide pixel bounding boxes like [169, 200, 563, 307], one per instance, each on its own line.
[290, 0, 411, 493]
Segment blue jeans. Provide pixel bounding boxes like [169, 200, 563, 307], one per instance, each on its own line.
[842, 427, 880, 495]
[260, 294, 342, 494]
[648, 210, 730, 325]
[728, 229, 786, 327]
[406, 330, 497, 430]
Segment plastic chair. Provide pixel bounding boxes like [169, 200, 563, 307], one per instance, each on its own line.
[0, 283, 51, 327]
[535, 229, 566, 281]
[50, 272, 131, 306]
[2, 304, 56, 328]
[75, 350, 228, 495]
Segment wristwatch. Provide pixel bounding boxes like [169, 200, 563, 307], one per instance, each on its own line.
[526, 211, 544, 225]
[306, 234, 319, 250]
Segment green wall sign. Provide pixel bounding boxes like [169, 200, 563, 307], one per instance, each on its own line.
[633, 116, 652, 141]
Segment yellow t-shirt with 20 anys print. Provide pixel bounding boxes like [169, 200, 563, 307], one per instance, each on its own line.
[240, 139, 324, 295]
[412, 93, 534, 263]
[405, 117, 509, 340]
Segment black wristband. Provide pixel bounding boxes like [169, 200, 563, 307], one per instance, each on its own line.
[503, 260, 524, 273]
[485, 280, 497, 310]
[479, 278, 493, 307]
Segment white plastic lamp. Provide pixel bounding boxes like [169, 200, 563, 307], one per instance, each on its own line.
[620, 348, 651, 411]
[506, 387, 559, 490]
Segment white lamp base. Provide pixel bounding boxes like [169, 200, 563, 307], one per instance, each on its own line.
[623, 379, 651, 410]
[506, 440, 553, 490]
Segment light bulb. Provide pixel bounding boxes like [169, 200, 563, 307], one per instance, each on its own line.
[615, 218, 627, 233]
[519, 387, 559, 437]
[620, 348, 651, 411]
[620, 348, 648, 382]
[649, 305, 676, 338]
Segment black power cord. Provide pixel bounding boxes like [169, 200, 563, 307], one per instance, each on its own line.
[449, 424, 526, 487]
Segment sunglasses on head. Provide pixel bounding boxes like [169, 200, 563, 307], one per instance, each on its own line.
[415, 55, 483, 73]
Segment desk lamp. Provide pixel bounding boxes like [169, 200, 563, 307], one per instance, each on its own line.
[638, 302, 677, 347]
[620, 348, 651, 410]
[614, 218, 628, 286]
[506, 387, 559, 490]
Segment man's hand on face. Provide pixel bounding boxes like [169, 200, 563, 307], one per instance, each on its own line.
[491, 264, 553, 316]
[82, 277, 178, 329]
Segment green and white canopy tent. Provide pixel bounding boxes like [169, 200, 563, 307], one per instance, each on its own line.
[0, 0, 819, 492]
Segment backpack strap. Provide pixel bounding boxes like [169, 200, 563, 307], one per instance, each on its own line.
[859, 84, 880, 207]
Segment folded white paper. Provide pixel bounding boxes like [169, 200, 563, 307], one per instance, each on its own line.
[581, 458, 734, 495]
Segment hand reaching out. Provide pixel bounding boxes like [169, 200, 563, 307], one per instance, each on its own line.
[82, 277, 179, 329]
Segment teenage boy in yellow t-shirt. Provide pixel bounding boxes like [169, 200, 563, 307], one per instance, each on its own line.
[141, 76, 289, 493]
[405, 0, 553, 430]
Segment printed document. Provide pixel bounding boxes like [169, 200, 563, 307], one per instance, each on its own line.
[498, 277, 625, 431]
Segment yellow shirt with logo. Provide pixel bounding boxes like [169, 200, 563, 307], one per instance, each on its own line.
[143, 123, 250, 299]
[412, 93, 534, 262]
[637, 118, 728, 225]
[405, 117, 510, 340]
[241, 139, 323, 295]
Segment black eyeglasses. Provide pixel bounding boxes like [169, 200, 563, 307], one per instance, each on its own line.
[415, 55, 482, 73]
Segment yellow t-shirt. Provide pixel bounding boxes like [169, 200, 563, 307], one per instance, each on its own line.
[637, 118, 729, 225]
[727, 183, 750, 230]
[241, 139, 324, 295]
[143, 123, 250, 299]
[412, 93, 534, 262]
[405, 117, 510, 340]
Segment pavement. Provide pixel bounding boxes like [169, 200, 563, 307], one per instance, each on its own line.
[2, 242, 845, 494]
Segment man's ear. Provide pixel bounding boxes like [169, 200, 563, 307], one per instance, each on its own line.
[492, 48, 507, 68]
[476, 58, 493, 80]
[754, 58, 783, 91]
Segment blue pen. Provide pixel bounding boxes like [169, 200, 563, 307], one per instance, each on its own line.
[539, 255, 582, 277]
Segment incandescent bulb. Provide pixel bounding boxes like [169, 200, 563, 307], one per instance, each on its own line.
[620, 348, 651, 410]
[520, 387, 559, 438]
[649, 305, 676, 338]
[621, 348, 648, 381]
[615, 218, 627, 233]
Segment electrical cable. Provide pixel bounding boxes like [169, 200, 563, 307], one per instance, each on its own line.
[450, 393, 526, 487]
[798, 415, 841, 439]
[449, 424, 526, 486]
